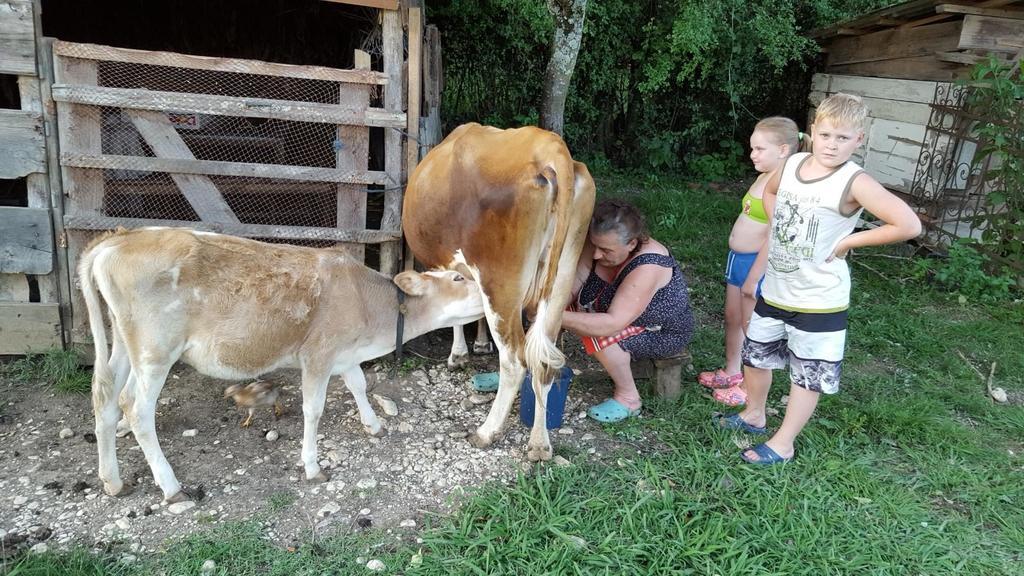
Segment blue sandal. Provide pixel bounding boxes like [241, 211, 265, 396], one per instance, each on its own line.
[740, 443, 793, 465]
[712, 412, 767, 435]
[587, 399, 641, 423]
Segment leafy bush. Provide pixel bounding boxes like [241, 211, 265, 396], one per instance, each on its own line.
[915, 240, 1017, 304]
[428, 0, 897, 169]
[964, 56, 1024, 269]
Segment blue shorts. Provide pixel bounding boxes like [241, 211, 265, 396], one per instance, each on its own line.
[724, 250, 763, 292]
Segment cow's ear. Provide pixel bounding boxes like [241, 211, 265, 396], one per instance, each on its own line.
[394, 271, 428, 296]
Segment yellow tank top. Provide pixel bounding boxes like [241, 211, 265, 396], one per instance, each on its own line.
[741, 191, 768, 224]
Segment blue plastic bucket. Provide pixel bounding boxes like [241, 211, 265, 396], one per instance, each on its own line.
[519, 366, 573, 429]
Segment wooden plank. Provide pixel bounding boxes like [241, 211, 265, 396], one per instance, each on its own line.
[37, 31, 72, 344]
[53, 40, 388, 85]
[61, 153, 388, 185]
[18, 75, 49, 210]
[828, 55, 967, 81]
[937, 4, 1024, 19]
[63, 215, 400, 244]
[125, 109, 239, 224]
[0, 207, 52, 274]
[0, 0, 35, 75]
[0, 302, 61, 354]
[53, 54, 103, 216]
[51, 84, 407, 128]
[321, 0, 399, 9]
[0, 273, 30, 301]
[0, 109, 45, 178]
[810, 73, 831, 93]
[808, 91, 935, 125]
[406, 1, 423, 179]
[379, 7, 404, 276]
[336, 50, 371, 262]
[864, 118, 927, 190]
[827, 20, 962, 67]
[813, 0, 942, 38]
[824, 74, 944, 103]
[53, 52, 102, 344]
[959, 14, 1024, 53]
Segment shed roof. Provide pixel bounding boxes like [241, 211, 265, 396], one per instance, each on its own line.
[811, 0, 1024, 40]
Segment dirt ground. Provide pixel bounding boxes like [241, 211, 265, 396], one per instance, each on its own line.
[0, 330, 662, 559]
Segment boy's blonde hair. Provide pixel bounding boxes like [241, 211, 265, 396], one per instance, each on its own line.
[814, 93, 868, 132]
[754, 116, 808, 155]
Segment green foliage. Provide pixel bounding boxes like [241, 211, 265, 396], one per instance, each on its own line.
[429, 0, 898, 169]
[687, 140, 748, 182]
[3, 348, 91, 394]
[964, 56, 1024, 268]
[913, 240, 1017, 304]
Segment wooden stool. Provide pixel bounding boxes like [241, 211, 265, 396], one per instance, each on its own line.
[632, 350, 691, 402]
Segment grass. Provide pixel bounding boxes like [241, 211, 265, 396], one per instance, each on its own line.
[5, 175, 1023, 575]
[3, 348, 92, 394]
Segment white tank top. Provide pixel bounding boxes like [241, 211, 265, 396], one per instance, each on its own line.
[762, 153, 864, 313]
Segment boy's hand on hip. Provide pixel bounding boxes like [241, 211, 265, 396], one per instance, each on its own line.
[827, 238, 852, 262]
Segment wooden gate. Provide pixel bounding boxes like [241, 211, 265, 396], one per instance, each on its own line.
[50, 38, 409, 343]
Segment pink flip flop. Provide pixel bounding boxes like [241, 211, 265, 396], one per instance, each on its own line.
[712, 385, 747, 406]
[698, 369, 743, 390]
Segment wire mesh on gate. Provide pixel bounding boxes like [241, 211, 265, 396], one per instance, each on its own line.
[61, 44, 389, 249]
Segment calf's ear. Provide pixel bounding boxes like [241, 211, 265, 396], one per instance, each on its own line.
[394, 271, 428, 296]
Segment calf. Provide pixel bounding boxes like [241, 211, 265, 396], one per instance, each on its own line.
[79, 227, 484, 503]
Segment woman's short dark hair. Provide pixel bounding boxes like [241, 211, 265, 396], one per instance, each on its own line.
[590, 199, 650, 249]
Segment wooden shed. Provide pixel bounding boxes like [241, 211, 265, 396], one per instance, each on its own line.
[809, 0, 1023, 244]
[0, 0, 443, 354]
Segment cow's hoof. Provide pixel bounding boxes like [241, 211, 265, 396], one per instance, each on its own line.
[467, 431, 494, 449]
[447, 353, 469, 369]
[527, 443, 553, 462]
[473, 342, 495, 355]
[165, 490, 190, 504]
[307, 470, 330, 483]
[365, 423, 387, 438]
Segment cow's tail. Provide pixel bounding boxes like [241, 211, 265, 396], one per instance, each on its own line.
[78, 233, 116, 410]
[523, 154, 578, 388]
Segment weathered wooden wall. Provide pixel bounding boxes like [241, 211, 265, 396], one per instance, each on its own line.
[0, 0, 63, 354]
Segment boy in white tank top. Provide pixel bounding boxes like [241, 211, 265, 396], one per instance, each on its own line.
[715, 93, 922, 464]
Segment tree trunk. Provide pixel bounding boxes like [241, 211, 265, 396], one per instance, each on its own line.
[540, 0, 588, 136]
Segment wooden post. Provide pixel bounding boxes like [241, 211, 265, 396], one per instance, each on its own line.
[35, 1, 72, 346]
[336, 49, 371, 262]
[52, 48, 102, 344]
[379, 6, 404, 276]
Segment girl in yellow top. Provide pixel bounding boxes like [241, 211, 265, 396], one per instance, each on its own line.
[699, 117, 805, 406]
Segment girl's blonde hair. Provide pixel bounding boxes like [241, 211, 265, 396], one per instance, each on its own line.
[754, 116, 809, 155]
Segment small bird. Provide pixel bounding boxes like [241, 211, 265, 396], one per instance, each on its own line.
[224, 381, 283, 428]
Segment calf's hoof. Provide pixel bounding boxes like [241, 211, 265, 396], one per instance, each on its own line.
[102, 479, 129, 497]
[165, 490, 190, 504]
[467, 430, 495, 449]
[473, 342, 495, 355]
[447, 352, 469, 369]
[365, 423, 387, 438]
[527, 443, 553, 462]
[307, 470, 330, 483]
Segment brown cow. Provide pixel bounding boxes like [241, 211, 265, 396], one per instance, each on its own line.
[403, 123, 595, 461]
[79, 227, 484, 502]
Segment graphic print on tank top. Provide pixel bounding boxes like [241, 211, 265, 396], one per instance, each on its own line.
[770, 192, 824, 274]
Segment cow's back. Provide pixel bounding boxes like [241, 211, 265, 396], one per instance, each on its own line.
[403, 123, 575, 272]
